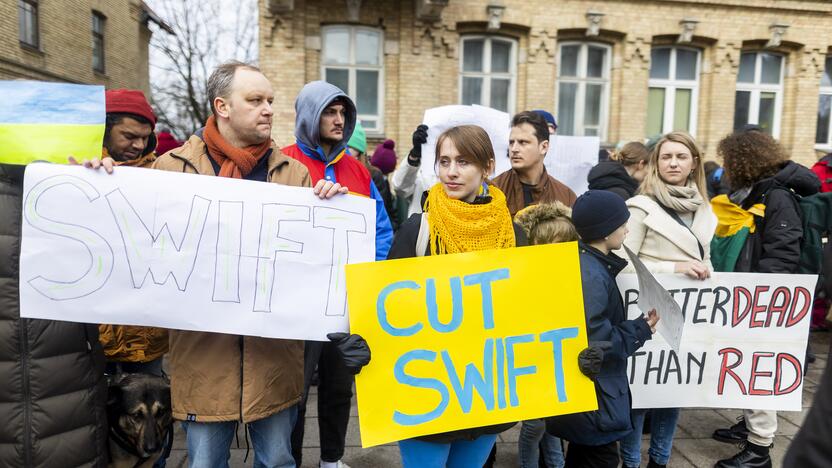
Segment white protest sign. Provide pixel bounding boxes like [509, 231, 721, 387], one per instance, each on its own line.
[618, 273, 815, 411]
[544, 136, 599, 195]
[420, 105, 511, 178]
[20, 163, 376, 341]
[623, 246, 685, 351]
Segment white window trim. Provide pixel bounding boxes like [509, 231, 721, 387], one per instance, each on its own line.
[555, 41, 612, 139]
[320, 25, 385, 134]
[816, 57, 832, 151]
[735, 52, 785, 138]
[648, 46, 701, 137]
[458, 35, 518, 114]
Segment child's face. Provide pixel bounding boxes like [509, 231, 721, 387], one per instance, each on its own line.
[604, 223, 629, 250]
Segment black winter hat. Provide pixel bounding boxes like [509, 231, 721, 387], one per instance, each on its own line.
[572, 190, 630, 241]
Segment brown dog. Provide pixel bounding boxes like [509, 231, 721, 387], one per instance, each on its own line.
[107, 373, 172, 468]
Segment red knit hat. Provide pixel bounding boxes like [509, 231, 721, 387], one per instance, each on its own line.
[105, 89, 156, 129]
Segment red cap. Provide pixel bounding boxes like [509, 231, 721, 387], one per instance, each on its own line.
[105, 89, 156, 129]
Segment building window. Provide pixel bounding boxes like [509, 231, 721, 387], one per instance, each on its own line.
[733, 51, 784, 136]
[459, 36, 517, 113]
[556, 42, 611, 138]
[646, 47, 700, 137]
[321, 26, 383, 132]
[817, 56, 832, 149]
[92, 12, 106, 73]
[18, 0, 39, 48]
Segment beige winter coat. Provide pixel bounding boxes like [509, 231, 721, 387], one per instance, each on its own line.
[153, 135, 311, 422]
[620, 194, 717, 274]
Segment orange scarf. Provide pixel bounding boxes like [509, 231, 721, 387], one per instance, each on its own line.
[202, 115, 272, 178]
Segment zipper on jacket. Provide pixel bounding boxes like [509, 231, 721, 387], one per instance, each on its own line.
[20, 318, 32, 467]
[239, 336, 244, 422]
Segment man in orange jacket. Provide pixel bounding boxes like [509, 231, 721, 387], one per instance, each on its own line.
[96, 89, 169, 377]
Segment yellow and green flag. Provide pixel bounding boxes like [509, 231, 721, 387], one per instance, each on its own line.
[0, 81, 105, 165]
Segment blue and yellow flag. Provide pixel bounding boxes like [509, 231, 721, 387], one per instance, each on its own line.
[0, 81, 105, 165]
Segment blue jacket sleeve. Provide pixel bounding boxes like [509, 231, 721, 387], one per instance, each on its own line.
[370, 181, 393, 260]
[582, 270, 652, 363]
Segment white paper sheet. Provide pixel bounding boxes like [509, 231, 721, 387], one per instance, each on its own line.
[420, 105, 511, 178]
[623, 245, 685, 351]
[19, 163, 376, 341]
[544, 135, 599, 196]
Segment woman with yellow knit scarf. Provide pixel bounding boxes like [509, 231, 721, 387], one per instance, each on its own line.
[384, 125, 527, 467]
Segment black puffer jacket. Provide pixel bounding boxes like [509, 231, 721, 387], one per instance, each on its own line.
[587, 161, 639, 200]
[0, 164, 108, 467]
[732, 161, 821, 273]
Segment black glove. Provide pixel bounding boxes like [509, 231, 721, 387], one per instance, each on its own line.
[327, 332, 371, 375]
[408, 124, 429, 166]
[578, 341, 612, 381]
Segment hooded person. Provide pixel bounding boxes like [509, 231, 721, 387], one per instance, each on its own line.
[282, 81, 390, 468]
[282, 81, 393, 260]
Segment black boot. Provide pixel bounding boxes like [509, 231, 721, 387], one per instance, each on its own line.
[715, 442, 772, 468]
[713, 417, 749, 444]
[647, 458, 666, 468]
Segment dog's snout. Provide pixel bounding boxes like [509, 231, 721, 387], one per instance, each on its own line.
[143, 440, 160, 454]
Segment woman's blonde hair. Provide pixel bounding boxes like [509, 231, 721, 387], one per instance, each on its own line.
[638, 131, 708, 200]
[610, 141, 649, 167]
[514, 202, 579, 245]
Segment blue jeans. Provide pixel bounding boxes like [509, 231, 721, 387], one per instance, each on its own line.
[619, 408, 680, 467]
[182, 407, 297, 468]
[398, 434, 497, 468]
[518, 419, 565, 468]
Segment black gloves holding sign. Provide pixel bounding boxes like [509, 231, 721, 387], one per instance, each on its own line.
[327, 333, 371, 375]
[407, 124, 429, 167]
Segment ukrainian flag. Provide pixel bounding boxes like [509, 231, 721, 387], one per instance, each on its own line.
[0, 81, 105, 165]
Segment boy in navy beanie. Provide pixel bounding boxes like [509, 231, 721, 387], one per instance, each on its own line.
[546, 190, 659, 468]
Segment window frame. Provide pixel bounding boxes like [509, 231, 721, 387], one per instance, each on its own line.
[457, 35, 518, 114]
[92, 11, 106, 74]
[18, 0, 39, 49]
[734, 51, 785, 138]
[646, 46, 701, 137]
[320, 25, 385, 134]
[555, 41, 612, 139]
[816, 55, 832, 150]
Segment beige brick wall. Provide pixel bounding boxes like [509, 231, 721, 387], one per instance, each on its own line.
[0, 0, 153, 93]
[261, 0, 832, 166]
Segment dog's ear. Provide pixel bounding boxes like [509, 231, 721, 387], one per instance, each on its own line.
[107, 379, 123, 409]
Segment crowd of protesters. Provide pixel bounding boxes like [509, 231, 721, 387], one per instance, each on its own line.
[2, 58, 832, 468]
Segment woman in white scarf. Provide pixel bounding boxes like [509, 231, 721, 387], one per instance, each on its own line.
[617, 132, 716, 468]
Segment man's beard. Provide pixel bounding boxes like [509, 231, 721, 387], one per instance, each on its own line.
[104, 141, 133, 162]
[320, 135, 340, 147]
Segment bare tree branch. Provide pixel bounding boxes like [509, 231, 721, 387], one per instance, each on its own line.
[147, 0, 258, 138]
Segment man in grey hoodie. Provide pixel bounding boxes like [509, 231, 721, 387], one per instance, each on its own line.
[283, 81, 392, 468]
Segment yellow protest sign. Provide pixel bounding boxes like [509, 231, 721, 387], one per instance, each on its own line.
[345, 242, 597, 448]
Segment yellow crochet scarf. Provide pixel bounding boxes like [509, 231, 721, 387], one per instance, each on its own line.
[424, 183, 516, 255]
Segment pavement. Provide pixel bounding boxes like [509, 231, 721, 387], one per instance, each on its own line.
[163, 331, 829, 467]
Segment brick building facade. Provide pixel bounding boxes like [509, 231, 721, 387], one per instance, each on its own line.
[1, 0, 169, 94]
[259, 0, 832, 166]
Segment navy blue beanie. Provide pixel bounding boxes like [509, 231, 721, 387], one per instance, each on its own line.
[572, 190, 630, 241]
[532, 109, 557, 129]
